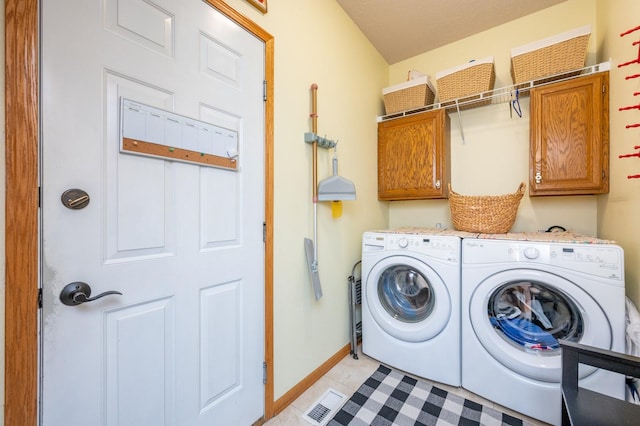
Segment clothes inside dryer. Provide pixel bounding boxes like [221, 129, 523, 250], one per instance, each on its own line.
[378, 265, 435, 323]
[488, 281, 583, 353]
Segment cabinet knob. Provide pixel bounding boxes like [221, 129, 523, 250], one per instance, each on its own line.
[535, 172, 542, 184]
[435, 180, 441, 189]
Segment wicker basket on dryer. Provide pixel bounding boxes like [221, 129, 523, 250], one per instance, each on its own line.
[449, 183, 526, 234]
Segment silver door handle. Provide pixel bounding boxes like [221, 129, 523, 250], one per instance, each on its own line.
[60, 282, 122, 306]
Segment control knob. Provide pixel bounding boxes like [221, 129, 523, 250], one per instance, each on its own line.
[523, 247, 540, 259]
[398, 238, 409, 248]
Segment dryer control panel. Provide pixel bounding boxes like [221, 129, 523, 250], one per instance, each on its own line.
[463, 238, 623, 281]
[363, 232, 459, 262]
[549, 245, 623, 280]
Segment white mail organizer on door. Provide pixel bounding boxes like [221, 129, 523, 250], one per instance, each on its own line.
[119, 98, 239, 170]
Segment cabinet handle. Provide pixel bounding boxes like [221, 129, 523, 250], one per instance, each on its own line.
[435, 180, 441, 189]
[535, 172, 542, 184]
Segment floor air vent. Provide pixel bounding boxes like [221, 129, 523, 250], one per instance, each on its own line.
[302, 388, 346, 426]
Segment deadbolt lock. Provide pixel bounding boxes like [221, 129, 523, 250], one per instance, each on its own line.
[61, 188, 90, 210]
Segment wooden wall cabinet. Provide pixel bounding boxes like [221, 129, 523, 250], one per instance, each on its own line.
[377, 109, 450, 200]
[529, 72, 609, 196]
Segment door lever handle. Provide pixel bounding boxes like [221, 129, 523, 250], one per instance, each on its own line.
[60, 282, 123, 306]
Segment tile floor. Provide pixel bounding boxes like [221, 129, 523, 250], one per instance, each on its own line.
[264, 348, 549, 425]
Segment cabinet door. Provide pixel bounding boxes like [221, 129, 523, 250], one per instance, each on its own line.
[529, 72, 609, 195]
[377, 109, 450, 200]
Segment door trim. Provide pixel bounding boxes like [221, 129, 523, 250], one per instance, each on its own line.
[4, 0, 275, 424]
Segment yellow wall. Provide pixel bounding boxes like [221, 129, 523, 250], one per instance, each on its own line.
[597, 0, 640, 305]
[388, 0, 600, 236]
[388, 0, 640, 346]
[388, 0, 640, 318]
[219, 0, 389, 399]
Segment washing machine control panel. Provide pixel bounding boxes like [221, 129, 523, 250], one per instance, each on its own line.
[363, 232, 459, 262]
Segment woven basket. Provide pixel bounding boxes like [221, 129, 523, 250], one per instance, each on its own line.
[511, 26, 590, 85]
[436, 58, 495, 109]
[449, 182, 526, 234]
[383, 76, 436, 115]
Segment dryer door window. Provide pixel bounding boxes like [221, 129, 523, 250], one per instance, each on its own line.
[488, 281, 583, 353]
[469, 268, 611, 382]
[378, 265, 435, 323]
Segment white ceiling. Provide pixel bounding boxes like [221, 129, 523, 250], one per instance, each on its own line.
[336, 0, 568, 64]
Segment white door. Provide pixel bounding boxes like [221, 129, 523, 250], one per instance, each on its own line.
[41, 1, 265, 425]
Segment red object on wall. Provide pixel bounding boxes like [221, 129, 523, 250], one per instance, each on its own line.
[621, 26, 640, 37]
[619, 26, 640, 179]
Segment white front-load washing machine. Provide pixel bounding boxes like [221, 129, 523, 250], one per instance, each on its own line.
[462, 235, 626, 425]
[362, 229, 462, 387]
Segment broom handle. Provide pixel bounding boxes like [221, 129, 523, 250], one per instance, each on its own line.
[310, 84, 319, 268]
[310, 83, 318, 200]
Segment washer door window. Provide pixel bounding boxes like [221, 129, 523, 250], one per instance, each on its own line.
[469, 269, 611, 383]
[488, 281, 583, 352]
[379, 265, 435, 323]
[366, 255, 451, 343]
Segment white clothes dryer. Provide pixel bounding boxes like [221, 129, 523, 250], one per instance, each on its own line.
[362, 229, 462, 387]
[461, 235, 626, 426]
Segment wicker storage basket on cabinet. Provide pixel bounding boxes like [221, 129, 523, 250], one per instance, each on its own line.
[382, 75, 436, 115]
[511, 25, 591, 85]
[435, 57, 495, 108]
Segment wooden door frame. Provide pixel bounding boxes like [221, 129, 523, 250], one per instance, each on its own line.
[4, 0, 275, 424]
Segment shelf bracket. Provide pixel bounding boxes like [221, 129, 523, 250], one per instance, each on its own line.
[455, 102, 466, 144]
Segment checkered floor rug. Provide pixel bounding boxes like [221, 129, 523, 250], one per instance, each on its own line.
[328, 364, 534, 426]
